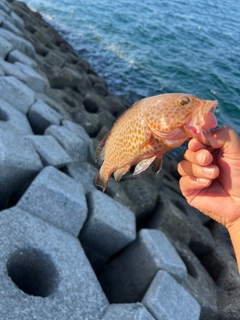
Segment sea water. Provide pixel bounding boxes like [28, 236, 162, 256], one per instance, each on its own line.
[22, 0, 240, 133]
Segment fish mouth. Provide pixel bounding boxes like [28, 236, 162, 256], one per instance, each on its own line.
[185, 100, 218, 142]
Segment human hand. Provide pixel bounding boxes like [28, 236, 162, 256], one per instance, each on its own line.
[178, 126, 240, 228]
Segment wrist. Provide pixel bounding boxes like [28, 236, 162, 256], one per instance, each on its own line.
[227, 218, 240, 273]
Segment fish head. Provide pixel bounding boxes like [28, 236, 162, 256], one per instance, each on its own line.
[183, 95, 218, 142]
[147, 93, 218, 142]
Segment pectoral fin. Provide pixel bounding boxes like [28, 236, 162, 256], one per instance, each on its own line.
[133, 156, 156, 175]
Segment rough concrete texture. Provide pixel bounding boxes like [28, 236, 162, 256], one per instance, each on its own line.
[99, 229, 187, 303]
[8, 49, 37, 67]
[64, 161, 99, 193]
[28, 100, 63, 134]
[17, 166, 88, 237]
[142, 270, 201, 320]
[0, 96, 33, 135]
[0, 207, 108, 320]
[0, 125, 42, 209]
[0, 76, 35, 113]
[0, 57, 28, 81]
[15, 61, 49, 93]
[80, 190, 136, 257]
[0, 0, 237, 318]
[0, 34, 13, 58]
[102, 303, 155, 320]
[25, 135, 72, 167]
[45, 124, 91, 162]
[0, 27, 35, 58]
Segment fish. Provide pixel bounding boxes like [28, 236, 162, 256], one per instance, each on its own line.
[95, 93, 218, 191]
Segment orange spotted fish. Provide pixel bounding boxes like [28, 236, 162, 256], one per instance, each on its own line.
[95, 93, 218, 191]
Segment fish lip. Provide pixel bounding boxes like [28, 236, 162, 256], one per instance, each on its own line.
[185, 99, 218, 136]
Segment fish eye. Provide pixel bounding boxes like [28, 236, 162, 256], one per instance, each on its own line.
[177, 96, 190, 107]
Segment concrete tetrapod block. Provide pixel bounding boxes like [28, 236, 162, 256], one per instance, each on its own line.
[0, 7, 13, 24]
[102, 303, 155, 320]
[0, 0, 11, 14]
[0, 76, 35, 114]
[62, 119, 94, 162]
[45, 124, 91, 163]
[147, 196, 193, 245]
[64, 162, 98, 193]
[142, 270, 201, 320]
[8, 50, 37, 68]
[2, 19, 23, 36]
[25, 135, 72, 168]
[17, 166, 88, 237]
[0, 125, 42, 209]
[28, 100, 63, 134]
[99, 229, 187, 303]
[15, 62, 50, 92]
[80, 190, 136, 263]
[0, 97, 33, 135]
[0, 207, 108, 320]
[173, 241, 218, 320]
[0, 58, 28, 82]
[10, 11, 25, 31]
[0, 34, 13, 58]
[0, 27, 35, 58]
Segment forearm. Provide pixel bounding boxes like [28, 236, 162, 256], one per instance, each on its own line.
[227, 218, 240, 273]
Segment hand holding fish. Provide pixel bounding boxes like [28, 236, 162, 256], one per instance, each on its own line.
[178, 126, 240, 271]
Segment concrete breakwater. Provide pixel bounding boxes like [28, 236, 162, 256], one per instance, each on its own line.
[0, 0, 239, 319]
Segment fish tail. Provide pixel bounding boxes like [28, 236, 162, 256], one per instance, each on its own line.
[95, 167, 110, 192]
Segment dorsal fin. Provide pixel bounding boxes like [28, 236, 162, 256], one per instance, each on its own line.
[95, 132, 111, 162]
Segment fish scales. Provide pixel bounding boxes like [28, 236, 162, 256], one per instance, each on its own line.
[95, 93, 218, 191]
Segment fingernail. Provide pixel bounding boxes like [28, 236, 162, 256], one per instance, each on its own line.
[196, 178, 210, 184]
[196, 153, 206, 164]
[202, 167, 214, 176]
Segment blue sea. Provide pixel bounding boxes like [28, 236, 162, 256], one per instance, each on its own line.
[22, 0, 240, 133]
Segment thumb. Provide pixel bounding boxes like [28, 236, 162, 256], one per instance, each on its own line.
[205, 126, 240, 158]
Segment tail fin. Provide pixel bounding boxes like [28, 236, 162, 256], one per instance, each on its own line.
[95, 170, 109, 192]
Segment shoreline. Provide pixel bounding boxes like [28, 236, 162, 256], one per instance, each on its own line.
[0, 0, 238, 319]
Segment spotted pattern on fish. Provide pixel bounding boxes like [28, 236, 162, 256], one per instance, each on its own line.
[95, 93, 218, 191]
